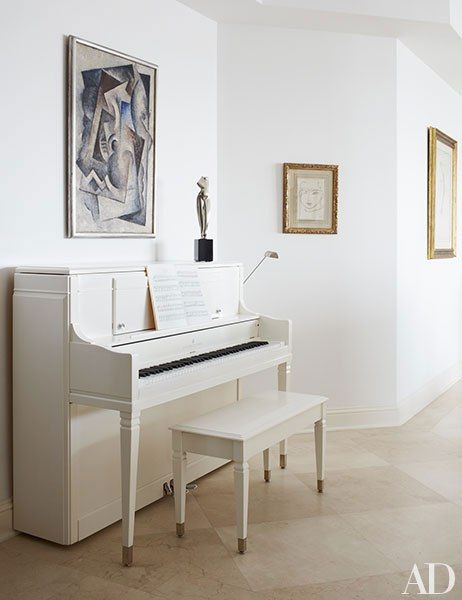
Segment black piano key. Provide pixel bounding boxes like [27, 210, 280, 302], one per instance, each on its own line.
[139, 340, 269, 379]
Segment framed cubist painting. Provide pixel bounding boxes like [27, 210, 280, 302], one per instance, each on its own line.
[283, 163, 338, 234]
[427, 127, 457, 259]
[68, 36, 157, 237]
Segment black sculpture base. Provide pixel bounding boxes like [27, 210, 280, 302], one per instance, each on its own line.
[195, 238, 213, 262]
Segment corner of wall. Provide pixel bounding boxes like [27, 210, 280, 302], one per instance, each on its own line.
[395, 38, 462, 418]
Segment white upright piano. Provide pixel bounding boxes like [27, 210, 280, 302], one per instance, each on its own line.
[13, 263, 291, 564]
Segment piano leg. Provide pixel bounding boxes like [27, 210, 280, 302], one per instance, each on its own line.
[234, 461, 249, 554]
[120, 410, 141, 566]
[172, 431, 187, 537]
[278, 362, 291, 468]
[314, 417, 326, 493]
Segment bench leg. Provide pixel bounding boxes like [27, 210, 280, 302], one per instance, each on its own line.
[120, 411, 140, 566]
[314, 418, 326, 492]
[234, 462, 249, 553]
[279, 439, 288, 469]
[263, 448, 271, 482]
[172, 431, 187, 537]
[278, 362, 291, 468]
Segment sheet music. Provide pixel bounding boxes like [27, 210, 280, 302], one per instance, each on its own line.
[147, 265, 188, 330]
[177, 266, 211, 325]
[147, 264, 211, 330]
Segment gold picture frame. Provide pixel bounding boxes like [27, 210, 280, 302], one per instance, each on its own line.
[427, 127, 457, 259]
[283, 163, 338, 234]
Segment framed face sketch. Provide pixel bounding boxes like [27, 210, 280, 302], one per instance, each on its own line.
[68, 36, 157, 237]
[283, 163, 338, 234]
[427, 127, 457, 258]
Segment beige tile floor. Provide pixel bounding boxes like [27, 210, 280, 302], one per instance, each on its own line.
[2, 382, 462, 599]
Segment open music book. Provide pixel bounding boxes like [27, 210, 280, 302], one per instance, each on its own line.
[147, 264, 211, 330]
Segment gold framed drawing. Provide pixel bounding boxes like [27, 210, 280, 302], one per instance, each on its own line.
[283, 163, 338, 234]
[427, 127, 457, 259]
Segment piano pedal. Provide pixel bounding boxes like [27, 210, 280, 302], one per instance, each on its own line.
[163, 480, 198, 497]
[163, 479, 174, 496]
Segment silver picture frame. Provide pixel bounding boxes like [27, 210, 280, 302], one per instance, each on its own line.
[67, 36, 157, 238]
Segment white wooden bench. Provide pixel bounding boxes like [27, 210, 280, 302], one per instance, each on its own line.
[170, 391, 327, 553]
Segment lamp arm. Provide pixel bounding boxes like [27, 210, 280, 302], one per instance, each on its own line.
[243, 256, 267, 284]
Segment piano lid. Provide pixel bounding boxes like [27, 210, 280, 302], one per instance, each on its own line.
[15, 262, 241, 275]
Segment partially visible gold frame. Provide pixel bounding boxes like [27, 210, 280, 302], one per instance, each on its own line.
[283, 163, 338, 234]
[427, 127, 457, 259]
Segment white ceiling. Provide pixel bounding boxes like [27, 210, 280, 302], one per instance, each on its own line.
[177, 0, 462, 94]
[256, 0, 449, 23]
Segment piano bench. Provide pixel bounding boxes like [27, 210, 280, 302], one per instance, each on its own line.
[170, 390, 327, 554]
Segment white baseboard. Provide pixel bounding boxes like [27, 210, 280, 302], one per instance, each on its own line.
[397, 361, 462, 425]
[326, 404, 398, 430]
[0, 499, 15, 543]
[317, 362, 462, 432]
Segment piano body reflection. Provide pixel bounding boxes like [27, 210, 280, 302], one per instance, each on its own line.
[13, 263, 291, 563]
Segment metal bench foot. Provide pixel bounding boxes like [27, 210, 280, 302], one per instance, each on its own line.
[122, 546, 133, 566]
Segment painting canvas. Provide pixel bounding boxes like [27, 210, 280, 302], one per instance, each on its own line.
[283, 163, 338, 234]
[427, 127, 457, 258]
[68, 37, 157, 237]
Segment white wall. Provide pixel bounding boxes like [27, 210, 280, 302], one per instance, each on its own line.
[0, 0, 217, 503]
[3, 3, 462, 511]
[218, 25, 397, 415]
[397, 42, 462, 407]
[450, 0, 462, 39]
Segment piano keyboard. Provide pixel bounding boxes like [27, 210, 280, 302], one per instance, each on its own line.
[139, 340, 269, 378]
